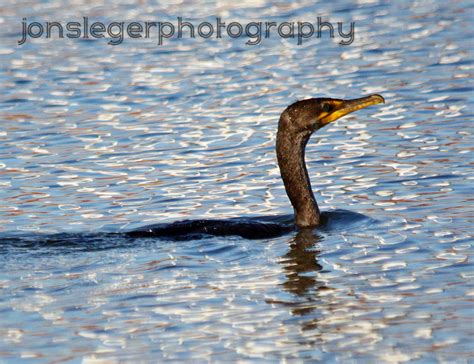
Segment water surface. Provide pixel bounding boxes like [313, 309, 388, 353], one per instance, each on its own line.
[0, 0, 473, 362]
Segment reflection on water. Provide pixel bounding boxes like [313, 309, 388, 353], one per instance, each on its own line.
[278, 229, 326, 330]
[280, 229, 323, 300]
[0, 0, 473, 361]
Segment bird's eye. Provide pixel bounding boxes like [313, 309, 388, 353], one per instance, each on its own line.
[322, 103, 332, 113]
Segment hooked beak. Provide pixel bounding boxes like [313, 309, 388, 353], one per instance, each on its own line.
[320, 94, 385, 126]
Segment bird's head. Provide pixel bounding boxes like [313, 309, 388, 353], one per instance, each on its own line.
[279, 94, 385, 135]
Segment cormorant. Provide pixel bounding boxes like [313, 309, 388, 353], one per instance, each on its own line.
[128, 94, 385, 240]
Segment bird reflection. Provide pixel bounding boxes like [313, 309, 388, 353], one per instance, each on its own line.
[278, 229, 328, 319]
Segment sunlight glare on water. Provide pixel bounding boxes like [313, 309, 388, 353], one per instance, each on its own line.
[0, 0, 473, 362]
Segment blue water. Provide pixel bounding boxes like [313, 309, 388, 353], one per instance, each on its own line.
[1, 0, 473, 362]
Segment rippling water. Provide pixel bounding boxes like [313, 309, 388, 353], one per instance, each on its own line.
[1, 0, 473, 362]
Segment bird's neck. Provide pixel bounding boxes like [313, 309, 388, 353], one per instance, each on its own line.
[276, 130, 321, 227]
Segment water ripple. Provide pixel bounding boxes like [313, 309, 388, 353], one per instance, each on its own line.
[0, 0, 473, 361]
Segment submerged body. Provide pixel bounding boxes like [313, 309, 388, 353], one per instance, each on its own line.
[130, 94, 385, 240]
[128, 217, 295, 240]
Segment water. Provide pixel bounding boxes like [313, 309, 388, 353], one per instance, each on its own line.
[1, 0, 473, 362]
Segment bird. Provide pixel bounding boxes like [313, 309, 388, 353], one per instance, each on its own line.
[128, 94, 385, 240]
